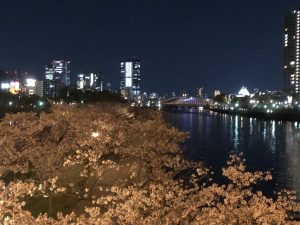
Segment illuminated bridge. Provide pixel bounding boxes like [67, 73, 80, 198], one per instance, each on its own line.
[162, 97, 211, 108]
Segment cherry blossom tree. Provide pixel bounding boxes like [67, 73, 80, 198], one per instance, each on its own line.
[0, 103, 299, 224]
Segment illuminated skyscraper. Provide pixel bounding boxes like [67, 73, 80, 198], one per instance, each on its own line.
[120, 58, 141, 100]
[44, 64, 54, 97]
[53, 60, 70, 86]
[45, 60, 70, 98]
[77, 72, 103, 90]
[284, 9, 300, 94]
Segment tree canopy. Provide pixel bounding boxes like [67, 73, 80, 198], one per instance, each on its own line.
[0, 104, 299, 224]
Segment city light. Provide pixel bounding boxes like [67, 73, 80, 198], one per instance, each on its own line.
[91, 132, 100, 138]
[26, 79, 36, 87]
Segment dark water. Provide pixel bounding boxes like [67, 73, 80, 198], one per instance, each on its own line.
[165, 110, 300, 200]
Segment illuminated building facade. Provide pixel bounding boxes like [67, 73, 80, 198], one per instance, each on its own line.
[213, 90, 221, 97]
[237, 86, 250, 97]
[44, 64, 55, 97]
[0, 69, 43, 96]
[284, 9, 300, 94]
[77, 72, 103, 90]
[25, 79, 44, 97]
[53, 60, 70, 86]
[45, 60, 70, 98]
[120, 58, 141, 100]
[197, 87, 204, 97]
[0, 70, 23, 94]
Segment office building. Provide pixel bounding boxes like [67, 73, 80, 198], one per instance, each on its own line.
[25, 79, 44, 97]
[77, 72, 103, 90]
[36, 81, 44, 97]
[44, 64, 55, 97]
[120, 58, 141, 100]
[53, 60, 70, 86]
[45, 60, 70, 98]
[284, 9, 300, 94]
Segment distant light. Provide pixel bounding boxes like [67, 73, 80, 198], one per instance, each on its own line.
[1, 83, 10, 89]
[26, 78, 36, 87]
[287, 96, 293, 104]
[9, 81, 20, 94]
[238, 86, 250, 97]
[92, 132, 100, 138]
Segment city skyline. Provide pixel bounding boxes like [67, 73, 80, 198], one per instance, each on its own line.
[0, 0, 300, 94]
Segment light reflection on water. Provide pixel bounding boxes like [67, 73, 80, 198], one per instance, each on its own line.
[165, 111, 300, 200]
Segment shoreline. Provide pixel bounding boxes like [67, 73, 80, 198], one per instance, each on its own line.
[210, 108, 300, 122]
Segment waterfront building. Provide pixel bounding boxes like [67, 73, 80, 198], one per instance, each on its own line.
[197, 87, 204, 98]
[283, 9, 300, 94]
[237, 86, 250, 97]
[120, 58, 141, 100]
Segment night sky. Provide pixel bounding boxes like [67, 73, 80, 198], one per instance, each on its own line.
[0, 0, 299, 95]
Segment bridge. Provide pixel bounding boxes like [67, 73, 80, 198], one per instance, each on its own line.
[162, 97, 211, 108]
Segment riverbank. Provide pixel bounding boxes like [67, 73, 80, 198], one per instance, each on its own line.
[210, 108, 300, 122]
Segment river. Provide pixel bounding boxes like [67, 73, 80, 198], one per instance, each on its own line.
[165, 110, 300, 200]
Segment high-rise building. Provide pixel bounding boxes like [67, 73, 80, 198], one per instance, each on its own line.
[120, 58, 141, 100]
[53, 60, 70, 86]
[25, 79, 44, 97]
[36, 81, 44, 97]
[197, 87, 204, 98]
[77, 72, 103, 90]
[284, 9, 300, 94]
[45, 60, 70, 98]
[44, 64, 55, 97]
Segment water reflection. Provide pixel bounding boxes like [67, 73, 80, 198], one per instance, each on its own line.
[284, 122, 300, 200]
[165, 111, 300, 200]
[231, 116, 239, 152]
